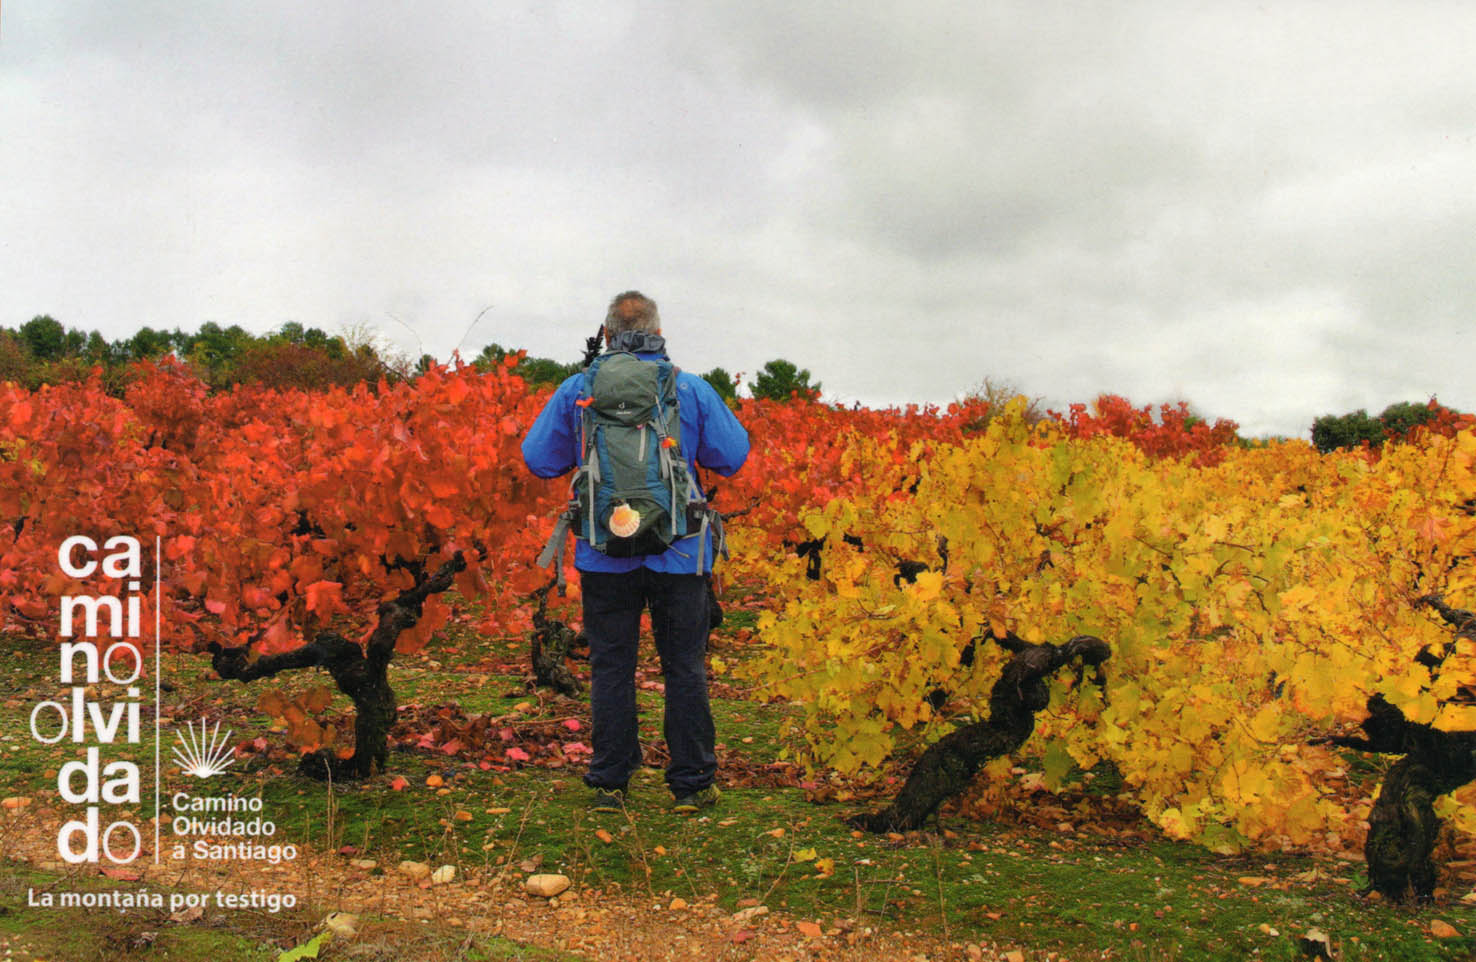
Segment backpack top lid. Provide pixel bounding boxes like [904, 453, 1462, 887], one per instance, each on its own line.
[582, 330, 678, 426]
[604, 329, 667, 357]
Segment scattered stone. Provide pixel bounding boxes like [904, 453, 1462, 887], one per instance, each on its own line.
[349, 859, 377, 870]
[431, 864, 456, 885]
[732, 905, 769, 924]
[397, 860, 431, 881]
[324, 912, 360, 940]
[525, 874, 572, 898]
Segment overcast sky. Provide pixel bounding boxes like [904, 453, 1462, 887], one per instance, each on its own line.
[3, 3, 1473, 438]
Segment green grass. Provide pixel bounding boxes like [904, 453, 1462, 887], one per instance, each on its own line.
[3, 628, 1476, 961]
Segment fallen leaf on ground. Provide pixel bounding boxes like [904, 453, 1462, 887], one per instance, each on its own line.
[732, 905, 769, 924]
[170, 905, 204, 923]
[276, 931, 331, 962]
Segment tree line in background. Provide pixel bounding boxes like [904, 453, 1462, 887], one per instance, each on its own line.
[1310, 400, 1473, 453]
[0, 314, 821, 404]
[0, 314, 389, 393]
[1, 314, 1464, 442]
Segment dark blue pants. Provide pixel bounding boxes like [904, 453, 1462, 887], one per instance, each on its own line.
[579, 568, 716, 796]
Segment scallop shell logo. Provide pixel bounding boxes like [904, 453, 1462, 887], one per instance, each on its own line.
[173, 718, 238, 779]
[609, 504, 641, 538]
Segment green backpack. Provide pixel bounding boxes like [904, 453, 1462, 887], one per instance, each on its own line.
[574, 349, 694, 555]
[537, 345, 722, 584]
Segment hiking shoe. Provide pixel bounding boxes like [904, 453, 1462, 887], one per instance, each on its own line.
[588, 787, 627, 813]
[671, 785, 721, 814]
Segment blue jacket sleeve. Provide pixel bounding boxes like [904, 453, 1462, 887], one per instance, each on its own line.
[520, 374, 583, 478]
[683, 374, 749, 477]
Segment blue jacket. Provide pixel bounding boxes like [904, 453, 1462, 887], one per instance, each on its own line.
[521, 351, 750, 574]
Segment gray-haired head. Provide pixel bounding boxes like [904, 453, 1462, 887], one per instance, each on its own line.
[605, 290, 660, 336]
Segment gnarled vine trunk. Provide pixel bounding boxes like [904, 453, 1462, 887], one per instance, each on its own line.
[210, 553, 465, 780]
[1319, 593, 1476, 902]
[530, 579, 584, 697]
[1322, 693, 1476, 902]
[851, 633, 1110, 834]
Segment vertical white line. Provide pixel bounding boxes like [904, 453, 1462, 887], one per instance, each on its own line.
[154, 535, 161, 863]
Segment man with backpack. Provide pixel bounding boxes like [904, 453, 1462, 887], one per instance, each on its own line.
[521, 291, 749, 813]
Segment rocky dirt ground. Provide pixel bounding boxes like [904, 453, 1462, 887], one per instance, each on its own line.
[3, 802, 1051, 962]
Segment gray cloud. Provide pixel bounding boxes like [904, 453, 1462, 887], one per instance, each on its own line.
[2, 2, 1474, 438]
